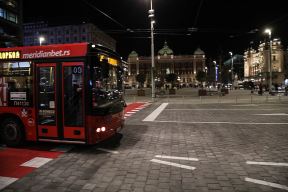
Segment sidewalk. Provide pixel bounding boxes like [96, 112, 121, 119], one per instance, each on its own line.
[124, 88, 288, 104]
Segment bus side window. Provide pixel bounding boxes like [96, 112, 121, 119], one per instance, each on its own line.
[101, 59, 110, 79]
[0, 61, 33, 107]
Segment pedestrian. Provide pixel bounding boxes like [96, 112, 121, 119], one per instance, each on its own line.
[259, 83, 263, 95]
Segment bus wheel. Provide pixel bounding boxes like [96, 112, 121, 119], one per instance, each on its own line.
[0, 118, 24, 147]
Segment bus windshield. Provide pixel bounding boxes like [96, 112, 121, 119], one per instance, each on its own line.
[91, 55, 123, 108]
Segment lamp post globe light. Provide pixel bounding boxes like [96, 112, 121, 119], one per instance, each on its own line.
[39, 36, 45, 46]
[148, 0, 155, 98]
[213, 60, 218, 83]
[229, 51, 234, 89]
[264, 28, 272, 93]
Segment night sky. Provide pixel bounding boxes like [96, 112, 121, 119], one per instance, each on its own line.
[23, 0, 288, 60]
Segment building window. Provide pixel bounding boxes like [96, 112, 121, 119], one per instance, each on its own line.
[273, 55, 276, 61]
[0, 8, 6, 18]
[7, 12, 17, 23]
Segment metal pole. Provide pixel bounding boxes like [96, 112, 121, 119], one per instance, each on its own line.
[229, 52, 234, 90]
[269, 34, 272, 93]
[150, 0, 155, 98]
[231, 55, 234, 89]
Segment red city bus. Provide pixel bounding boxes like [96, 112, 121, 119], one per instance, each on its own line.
[0, 43, 126, 146]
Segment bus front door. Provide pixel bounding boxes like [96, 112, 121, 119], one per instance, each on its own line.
[62, 62, 85, 142]
[36, 62, 85, 143]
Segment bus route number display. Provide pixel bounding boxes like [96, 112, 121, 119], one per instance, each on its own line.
[72, 66, 82, 74]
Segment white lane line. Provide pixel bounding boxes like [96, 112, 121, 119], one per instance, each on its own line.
[131, 110, 140, 112]
[245, 177, 288, 191]
[252, 113, 288, 116]
[21, 157, 53, 168]
[0, 176, 18, 191]
[143, 103, 168, 122]
[232, 104, 258, 107]
[150, 159, 196, 170]
[155, 155, 199, 161]
[124, 113, 132, 116]
[126, 111, 135, 114]
[153, 120, 288, 125]
[50, 145, 74, 152]
[246, 161, 288, 167]
[96, 148, 119, 154]
[165, 109, 280, 111]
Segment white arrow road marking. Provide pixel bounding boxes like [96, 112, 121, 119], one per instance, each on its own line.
[253, 113, 288, 116]
[246, 161, 288, 167]
[155, 155, 199, 161]
[150, 159, 196, 170]
[245, 177, 288, 191]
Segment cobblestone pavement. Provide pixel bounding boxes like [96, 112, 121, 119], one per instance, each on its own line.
[2, 102, 288, 192]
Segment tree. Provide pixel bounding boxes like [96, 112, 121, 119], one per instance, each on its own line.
[165, 73, 178, 88]
[136, 73, 146, 89]
[196, 71, 207, 87]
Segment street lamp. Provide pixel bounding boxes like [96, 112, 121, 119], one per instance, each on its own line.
[264, 28, 272, 93]
[229, 51, 234, 89]
[213, 60, 218, 83]
[39, 36, 45, 46]
[148, 0, 155, 98]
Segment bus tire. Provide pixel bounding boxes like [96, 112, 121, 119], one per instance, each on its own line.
[0, 118, 24, 147]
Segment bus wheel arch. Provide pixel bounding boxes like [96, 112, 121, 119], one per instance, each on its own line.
[0, 114, 25, 146]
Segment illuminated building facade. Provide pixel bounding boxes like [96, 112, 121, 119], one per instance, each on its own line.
[127, 41, 206, 87]
[23, 22, 116, 51]
[244, 39, 285, 85]
[0, 0, 23, 47]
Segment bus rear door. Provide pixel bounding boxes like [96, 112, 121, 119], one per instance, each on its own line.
[36, 62, 85, 143]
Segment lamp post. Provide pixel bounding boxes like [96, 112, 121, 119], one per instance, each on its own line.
[229, 51, 234, 89]
[213, 60, 218, 81]
[148, 0, 155, 98]
[39, 36, 45, 46]
[264, 28, 272, 93]
[204, 66, 207, 87]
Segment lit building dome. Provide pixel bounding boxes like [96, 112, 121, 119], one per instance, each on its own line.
[194, 47, 205, 55]
[158, 41, 173, 56]
[128, 50, 139, 58]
